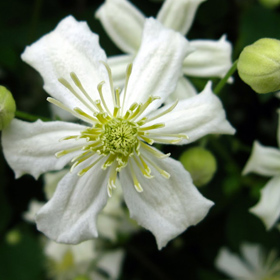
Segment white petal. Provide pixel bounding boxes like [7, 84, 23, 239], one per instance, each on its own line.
[157, 0, 206, 35]
[120, 155, 214, 249]
[183, 36, 233, 78]
[45, 239, 96, 263]
[241, 243, 263, 272]
[123, 18, 193, 115]
[107, 54, 134, 88]
[2, 119, 86, 179]
[147, 82, 235, 145]
[215, 247, 255, 279]
[21, 16, 111, 114]
[277, 110, 280, 147]
[43, 169, 68, 200]
[96, 0, 145, 54]
[36, 156, 110, 244]
[242, 141, 280, 176]
[250, 175, 280, 230]
[165, 76, 197, 104]
[96, 249, 125, 280]
[97, 185, 124, 241]
[23, 200, 44, 223]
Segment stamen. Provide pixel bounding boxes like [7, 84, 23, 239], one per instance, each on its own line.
[47, 97, 93, 124]
[129, 162, 143, 192]
[100, 61, 116, 107]
[115, 88, 121, 108]
[143, 100, 179, 124]
[121, 63, 133, 116]
[142, 154, 170, 179]
[58, 77, 96, 112]
[94, 100, 104, 113]
[139, 135, 154, 145]
[102, 153, 117, 170]
[55, 145, 86, 158]
[140, 142, 171, 159]
[132, 155, 153, 178]
[140, 123, 165, 131]
[70, 72, 97, 110]
[70, 151, 93, 172]
[77, 155, 104, 176]
[113, 106, 120, 118]
[108, 162, 118, 190]
[73, 107, 98, 123]
[129, 96, 160, 121]
[97, 81, 113, 117]
[59, 135, 79, 141]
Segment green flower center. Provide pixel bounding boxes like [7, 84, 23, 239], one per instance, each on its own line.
[101, 118, 139, 156]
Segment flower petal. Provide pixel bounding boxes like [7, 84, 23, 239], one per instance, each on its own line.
[123, 18, 193, 115]
[36, 156, 110, 244]
[2, 119, 86, 179]
[96, 0, 145, 54]
[146, 82, 235, 145]
[215, 247, 255, 279]
[21, 16, 111, 114]
[240, 243, 263, 271]
[183, 36, 233, 78]
[120, 155, 214, 249]
[157, 0, 206, 35]
[277, 110, 280, 147]
[250, 175, 280, 230]
[242, 141, 280, 176]
[96, 249, 125, 280]
[107, 54, 134, 88]
[165, 76, 197, 104]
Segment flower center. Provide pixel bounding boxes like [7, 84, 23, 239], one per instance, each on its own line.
[101, 118, 138, 156]
[52, 62, 188, 196]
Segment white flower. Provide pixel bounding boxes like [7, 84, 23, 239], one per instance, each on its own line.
[243, 112, 280, 230]
[23, 180, 125, 280]
[45, 240, 124, 280]
[96, 0, 233, 98]
[216, 243, 280, 280]
[2, 16, 235, 249]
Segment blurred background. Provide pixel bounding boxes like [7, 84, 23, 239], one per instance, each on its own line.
[1, 0, 280, 279]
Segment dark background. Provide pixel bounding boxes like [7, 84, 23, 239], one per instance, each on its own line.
[1, 0, 280, 279]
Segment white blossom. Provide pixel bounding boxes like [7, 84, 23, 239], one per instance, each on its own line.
[96, 0, 233, 99]
[3, 16, 235, 249]
[243, 111, 280, 229]
[216, 243, 280, 280]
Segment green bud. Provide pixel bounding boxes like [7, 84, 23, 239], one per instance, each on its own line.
[0, 86, 16, 130]
[74, 276, 90, 280]
[237, 38, 280, 94]
[5, 229, 21, 245]
[179, 147, 217, 187]
[259, 0, 280, 9]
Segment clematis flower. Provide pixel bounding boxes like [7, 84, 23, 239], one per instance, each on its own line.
[243, 112, 280, 230]
[96, 0, 233, 98]
[2, 16, 235, 249]
[23, 176, 125, 280]
[216, 243, 280, 280]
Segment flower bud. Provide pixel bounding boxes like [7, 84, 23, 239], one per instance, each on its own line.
[0, 86, 16, 130]
[5, 229, 21, 245]
[74, 276, 90, 280]
[179, 147, 217, 187]
[259, 0, 280, 9]
[237, 38, 280, 94]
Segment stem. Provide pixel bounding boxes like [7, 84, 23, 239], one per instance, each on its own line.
[214, 60, 238, 95]
[15, 110, 50, 122]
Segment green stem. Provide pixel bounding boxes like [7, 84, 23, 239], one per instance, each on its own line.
[15, 110, 50, 122]
[214, 60, 238, 95]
